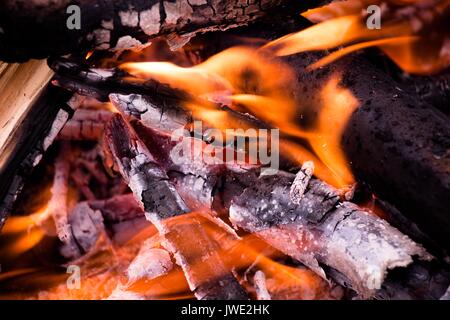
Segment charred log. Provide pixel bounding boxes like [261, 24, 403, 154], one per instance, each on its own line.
[193, 17, 450, 254]
[49, 57, 190, 102]
[0, 0, 314, 62]
[115, 109, 449, 299]
[336, 56, 450, 254]
[104, 114, 249, 300]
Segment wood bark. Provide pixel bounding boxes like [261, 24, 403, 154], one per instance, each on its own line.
[0, 0, 310, 62]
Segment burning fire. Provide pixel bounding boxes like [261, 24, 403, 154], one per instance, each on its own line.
[265, 0, 450, 74]
[122, 47, 356, 188]
[0, 209, 330, 300]
[0, 206, 48, 258]
[6, 0, 446, 301]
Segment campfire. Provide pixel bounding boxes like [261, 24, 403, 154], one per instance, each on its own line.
[0, 0, 449, 300]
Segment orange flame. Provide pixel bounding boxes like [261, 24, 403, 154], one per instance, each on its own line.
[309, 73, 358, 187]
[264, 0, 450, 75]
[120, 46, 357, 188]
[0, 211, 332, 300]
[0, 206, 49, 258]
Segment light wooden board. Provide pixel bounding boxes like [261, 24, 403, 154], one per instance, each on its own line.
[0, 60, 54, 157]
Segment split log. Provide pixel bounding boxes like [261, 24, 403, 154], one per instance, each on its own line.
[119, 112, 450, 299]
[104, 114, 249, 300]
[0, 61, 73, 231]
[0, 0, 313, 62]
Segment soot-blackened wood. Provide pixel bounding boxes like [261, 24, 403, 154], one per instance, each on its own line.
[104, 114, 249, 300]
[49, 57, 191, 102]
[399, 72, 450, 115]
[0, 85, 73, 231]
[0, 0, 308, 62]
[336, 56, 450, 254]
[50, 60, 273, 136]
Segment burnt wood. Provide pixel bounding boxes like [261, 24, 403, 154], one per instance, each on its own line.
[192, 17, 450, 254]
[398, 72, 450, 115]
[119, 112, 450, 300]
[0, 85, 73, 231]
[0, 0, 313, 62]
[104, 114, 249, 300]
[51, 41, 450, 254]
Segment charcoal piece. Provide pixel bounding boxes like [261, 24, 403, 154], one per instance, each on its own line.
[0, 0, 310, 62]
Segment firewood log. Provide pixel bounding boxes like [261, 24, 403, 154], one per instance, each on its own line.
[50, 42, 450, 254]
[104, 114, 249, 300]
[0, 0, 312, 62]
[187, 17, 450, 254]
[113, 109, 450, 300]
[0, 61, 73, 230]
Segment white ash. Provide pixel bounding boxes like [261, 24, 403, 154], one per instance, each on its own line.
[63, 202, 104, 258]
[109, 93, 191, 134]
[164, 0, 193, 26]
[323, 202, 432, 296]
[119, 9, 139, 28]
[139, 4, 161, 36]
[43, 109, 70, 150]
[254, 270, 271, 300]
[107, 287, 145, 300]
[114, 36, 144, 51]
[290, 161, 314, 204]
[127, 243, 173, 284]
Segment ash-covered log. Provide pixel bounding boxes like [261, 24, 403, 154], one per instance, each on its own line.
[118, 109, 450, 299]
[0, 0, 313, 62]
[104, 114, 249, 300]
